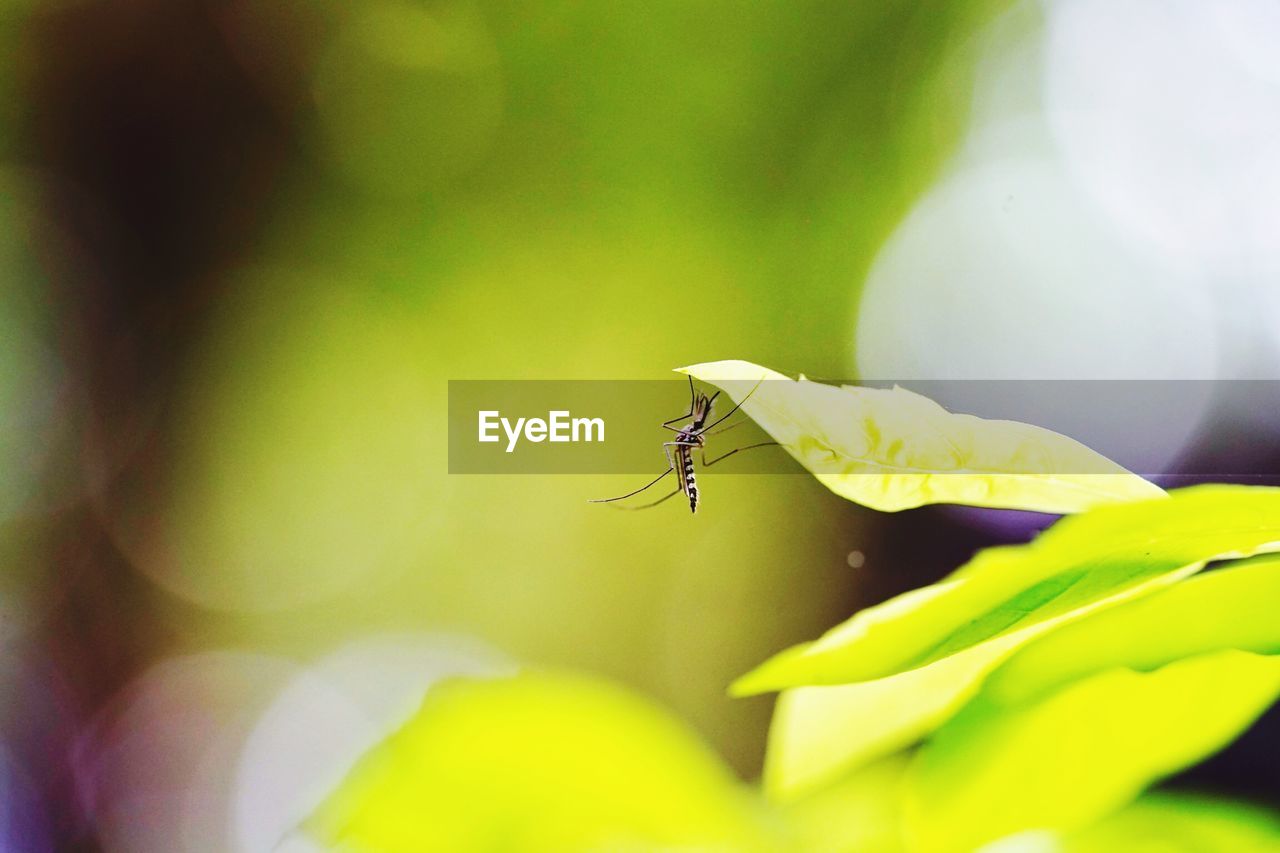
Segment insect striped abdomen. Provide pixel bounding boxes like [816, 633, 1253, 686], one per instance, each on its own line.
[678, 444, 698, 513]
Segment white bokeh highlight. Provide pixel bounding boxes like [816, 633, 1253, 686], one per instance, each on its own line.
[852, 0, 1280, 477]
[1044, 0, 1280, 376]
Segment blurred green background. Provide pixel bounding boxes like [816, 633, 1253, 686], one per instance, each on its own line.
[0, 0, 1004, 766]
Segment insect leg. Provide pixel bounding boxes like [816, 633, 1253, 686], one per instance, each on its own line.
[605, 487, 683, 511]
[700, 441, 779, 468]
[701, 419, 747, 438]
[661, 376, 697, 427]
[589, 467, 674, 503]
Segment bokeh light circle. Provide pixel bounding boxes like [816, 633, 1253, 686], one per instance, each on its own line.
[1044, 0, 1280, 293]
[75, 652, 300, 853]
[104, 266, 447, 613]
[855, 154, 1217, 476]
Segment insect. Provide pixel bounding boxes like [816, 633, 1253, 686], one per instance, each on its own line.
[590, 375, 773, 513]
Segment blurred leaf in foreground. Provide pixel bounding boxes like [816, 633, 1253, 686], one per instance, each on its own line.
[1060, 791, 1280, 852]
[677, 360, 1163, 514]
[307, 671, 786, 851]
[747, 486, 1280, 798]
[783, 754, 910, 853]
[905, 650, 1280, 852]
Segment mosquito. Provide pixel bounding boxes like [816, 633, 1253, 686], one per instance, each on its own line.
[589, 375, 775, 513]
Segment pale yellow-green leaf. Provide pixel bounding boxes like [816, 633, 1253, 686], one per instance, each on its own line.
[748, 486, 1280, 799]
[307, 671, 786, 851]
[904, 650, 1280, 853]
[762, 636, 1025, 801]
[677, 360, 1163, 514]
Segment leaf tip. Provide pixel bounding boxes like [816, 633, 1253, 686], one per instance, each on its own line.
[727, 673, 768, 698]
[729, 643, 817, 697]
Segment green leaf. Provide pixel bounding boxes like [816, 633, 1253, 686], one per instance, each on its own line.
[903, 650, 1280, 852]
[900, 556, 1280, 848]
[738, 486, 1280, 694]
[1061, 791, 1280, 852]
[748, 486, 1280, 798]
[677, 360, 1164, 514]
[985, 553, 1280, 707]
[308, 671, 786, 851]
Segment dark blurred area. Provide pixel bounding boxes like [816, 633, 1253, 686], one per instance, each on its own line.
[15, 2, 310, 845]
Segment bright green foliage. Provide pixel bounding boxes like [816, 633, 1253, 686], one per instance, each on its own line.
[748, 486, 1280, 797]
[309, 671, 787, 851]
[904, 650, 1280, 852]
[986, 554, 1280, 705]
[885, 557, 1280, 849]
[762, 639, 1022, 800]
[782, 773, 1280, 852]
[737, 485, 1280, 692]
[677, 360, 1164, 514]
[310, 352, 1280, 850]
[1061, 791, 1280, 852]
